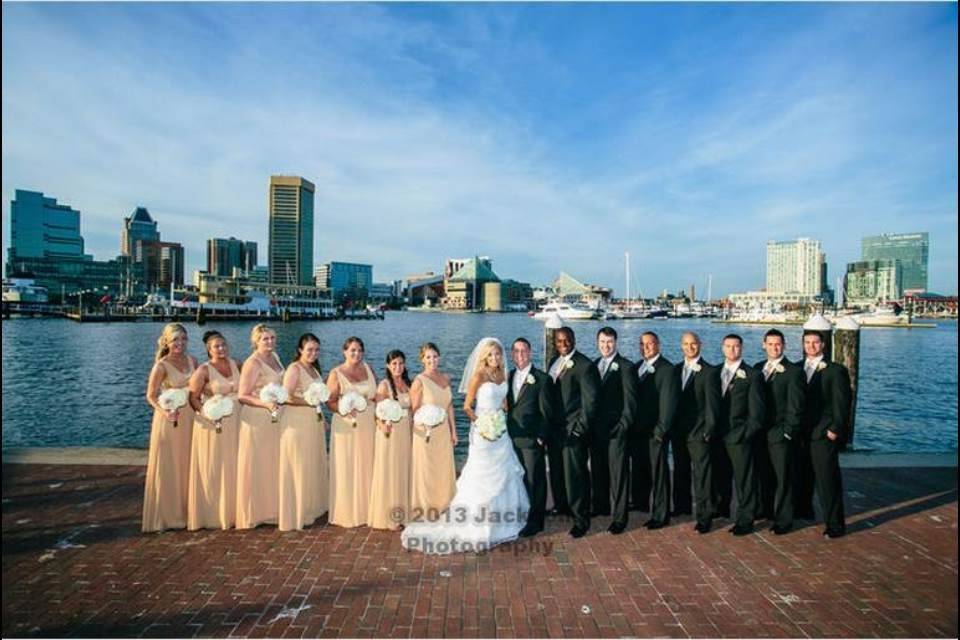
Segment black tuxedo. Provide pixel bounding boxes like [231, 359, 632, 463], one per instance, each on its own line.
[507, 366, 555, 531]
[717, 361, 765, 528]
[674, 358, 720, 527]
[753, 358, 805, 529]
[593, 353, 640, 524]
[796, 359, 851, 532]
[548, 350, 601, 529]
[634, 355, 679, 524]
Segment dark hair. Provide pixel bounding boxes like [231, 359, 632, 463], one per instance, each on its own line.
[384, 350, 412, 400]
[555, 327, 575, 345]
[802, 329, 825, 342]
[342, 336, 365, 352]
[764, 328, 786, 343]
[512, 337, 532, 350]
[294, 333, 323, 375]
[640, 331, 660, 344]
[202, 330, 225, 357]
[419, 342, 440, 360]
[597, 326, 618, 340]
[722, 333, 743, 345]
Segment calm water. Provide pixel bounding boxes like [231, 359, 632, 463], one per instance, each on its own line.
[2, 314, 957, 460]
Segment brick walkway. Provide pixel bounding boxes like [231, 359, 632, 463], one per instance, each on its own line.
[2, 462, 957, 638]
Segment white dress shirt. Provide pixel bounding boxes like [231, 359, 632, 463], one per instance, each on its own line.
[513, 364, 532, 402]
[682, 356, 702, 390]
[721, 359, 742, 395]
[598, 353, 617, 379]
[763, 356, 785, 380]
[549, 352, 574, 382]
[804, 355, 824, 383]
[638, 353, 661, 379]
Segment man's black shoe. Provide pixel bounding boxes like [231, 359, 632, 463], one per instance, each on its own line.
[644, 519, 667, 530]
[608, 521, 627, 535]
[694, 522, 711, 534]
[519, 525, 542, 538]
[771, 525, 791, 535]
[549, 507, 573, 517]
[568, 524, 589, 538]
[823, 528, 845, 539]
[730, 524, 754, 536]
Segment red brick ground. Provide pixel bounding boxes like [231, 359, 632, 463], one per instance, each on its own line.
[2, 463, 957, 638]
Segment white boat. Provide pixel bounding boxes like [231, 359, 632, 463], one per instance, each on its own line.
[2, 278, 49, 303]
[532, 301, 598, 320]
[846, 305, 911, 326]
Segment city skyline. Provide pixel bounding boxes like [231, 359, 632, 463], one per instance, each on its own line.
[2, 3, 957, 295]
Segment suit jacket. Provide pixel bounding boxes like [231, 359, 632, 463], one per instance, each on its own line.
[506, 366, 556, 447]
[753, 357, 805, 442]
[673, 357, 720, 441]
[717, 361, 765, 445]
[547, 350, 600, 439]
[634, 355, 679, 441]
[593, 353, 640, 439]
[802, 360, 852, 442]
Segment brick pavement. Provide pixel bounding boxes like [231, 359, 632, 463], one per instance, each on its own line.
[2, 462, 956, 638]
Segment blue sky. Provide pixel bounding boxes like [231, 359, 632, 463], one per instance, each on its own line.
[2, 3, 957, 296]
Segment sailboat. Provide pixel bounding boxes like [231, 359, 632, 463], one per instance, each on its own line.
[604, 252, 654, 319]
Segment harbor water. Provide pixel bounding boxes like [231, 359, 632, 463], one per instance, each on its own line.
[2, 313, 957, 463]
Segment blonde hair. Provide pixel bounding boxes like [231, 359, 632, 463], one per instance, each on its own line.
[250, 323, 276, 351]
[155, 323, 187, 362]
[418, 342, 440, 361]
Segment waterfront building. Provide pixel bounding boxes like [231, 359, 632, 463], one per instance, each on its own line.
[862, 232, 929, 293]
[445, 256, 492, 280]
[268, 176, 314, 286]
[207, 237, 257, 277]
[443, 257, 500, 310]
[315, 261, 373, 303]
[727, 290, 822, 309]
[766, 237, 827, 296]
[134, 239, 185, 291]
[844, 260, 903, 307]
[187, 271, 334, 317]
[121, 207, 160, 258]
[551, 271, 612, 306]
[405, 272, 444, 307]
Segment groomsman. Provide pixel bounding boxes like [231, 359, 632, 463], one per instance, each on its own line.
[634, 331, 679, 529]
[717, 334, 765, 536]
[798, 330, 851, 539]
[593, 327, 640, 534]
[507, 338, 556, 537]
[548, 327, 600, 538]
[673, 331, 720, 533]
[753, 329, 805, 534]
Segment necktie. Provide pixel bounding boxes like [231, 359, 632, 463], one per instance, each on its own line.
[805, 360, 816, 383]
[722, 367, 733, 395]
[682, 365, 693, 390]
[599, 359, 608, 378]
[764, 361, 775, 381]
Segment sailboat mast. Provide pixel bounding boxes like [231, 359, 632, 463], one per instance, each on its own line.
[625, 251, 630, 302]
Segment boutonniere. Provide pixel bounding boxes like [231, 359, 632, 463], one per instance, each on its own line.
[774, 363, 785, 374]
[690, 363, 702, 373]
[817, 361, 827, 371]
[525, 374, 536, 385]
[735, 369, 747, 380]
[610, 362, 619, 372]
[564, 360, 575, 370]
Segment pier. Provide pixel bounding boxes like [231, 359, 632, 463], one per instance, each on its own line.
[1, 301, 386, 323]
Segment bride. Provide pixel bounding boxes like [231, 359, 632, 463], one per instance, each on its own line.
[401, 337, 529, 554]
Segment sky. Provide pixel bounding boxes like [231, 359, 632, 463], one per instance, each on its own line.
[2, 2, 957, 296]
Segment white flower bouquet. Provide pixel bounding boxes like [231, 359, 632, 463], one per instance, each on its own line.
[259, 383, 289, 423]
[158, 388, 189, 427]
[202, 394, 235, 434]
[375, 398, 407, 438]
[413, 404, 447, 443]
[338, 391, 368, 427]
[304, 381, 331, 422]
[475, 410, 507, 442]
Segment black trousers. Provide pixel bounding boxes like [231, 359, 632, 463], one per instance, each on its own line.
[767, 437, 794, 529]
[562, 434, 591, 529]
[547, 430, 569, 512]
[725, 441, 757, 528]
[792, 438, 816, 519]
[608, 428, 630, 525]
[648, 436, 671, 524]
[712, 438, 733, 518]
[628, 429, 651, 511]
[810, 439, 845, 532]
[671, 429, 693, 514]
[687, 437, 714, 527]
[512, 442, 547, 531]
[589, 425, 612, 515]
[753, 435, 775, 519]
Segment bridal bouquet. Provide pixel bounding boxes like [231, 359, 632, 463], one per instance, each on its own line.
[303, 381, 331, 423]
[259, 383, 289, 423]
[413, 404, 446, 443]
[202, 394, 235, 434]
[375, 399, 406, 438]
[475, 410, 507, 442]
[338, 391, 368, 427]
[158, 388, 189, 427]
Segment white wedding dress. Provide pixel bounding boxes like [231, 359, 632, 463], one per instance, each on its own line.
[401, 381, 529, 554]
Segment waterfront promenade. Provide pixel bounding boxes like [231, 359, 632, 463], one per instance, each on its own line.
[1, 449, 956, 638]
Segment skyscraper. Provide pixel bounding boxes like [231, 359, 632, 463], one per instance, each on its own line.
[766, 238, 826, 296]
[862, 232, 929, 293]
[121, 207, 159, 257]
[8, 189, 86, 260]
[207, 237, 258, 276]
[268, 176, 314, 285]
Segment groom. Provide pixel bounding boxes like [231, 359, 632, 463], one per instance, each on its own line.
[507, 337, 556, 537]
[548, 326, 600, 538]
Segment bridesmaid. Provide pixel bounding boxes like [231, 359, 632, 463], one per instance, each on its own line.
[279, 333, 329, 531]
[142, 323, 197, 533]
[409, 342, 458, 522]
[186, 331, 241, 531]
[326, 336, 377, 528]
[236, 324, 284, 529]
[368, 350, 414, 530]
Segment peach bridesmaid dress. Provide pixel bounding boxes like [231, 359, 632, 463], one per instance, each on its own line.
[409, 375, 457, 521]
[367, 390, 412, 530]
[142, 358, 196, 532]
[278, 362, 329, 531]
[236, 354, 283, 529]
[187, 360, 240, 530]
[328, 364, 377, 528]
